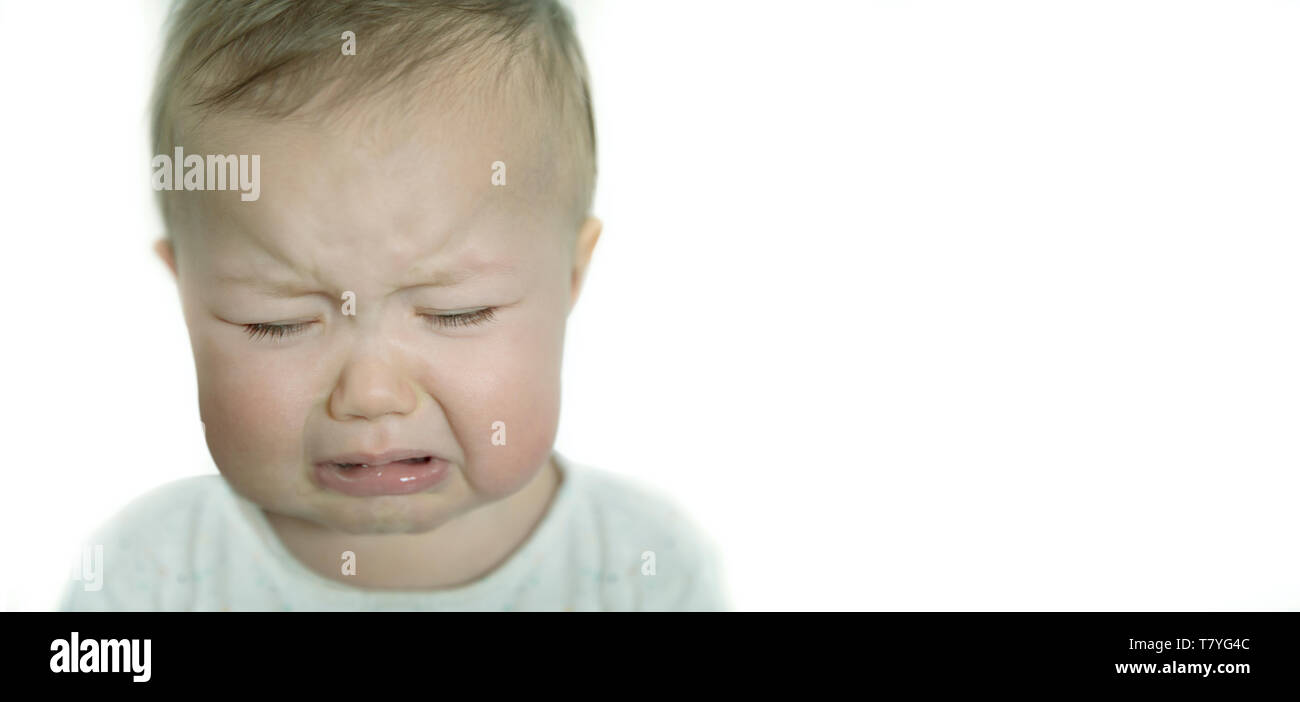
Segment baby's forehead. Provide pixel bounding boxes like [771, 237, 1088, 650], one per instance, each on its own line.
[182, 92, 563, 254]
[201, 82, 547, 185]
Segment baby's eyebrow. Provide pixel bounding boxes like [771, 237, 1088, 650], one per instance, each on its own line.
[213, 260, 516, 295]
[410, 268, 481, 288]
[401, 260, 516, 289]
[214, 273, 321, 296]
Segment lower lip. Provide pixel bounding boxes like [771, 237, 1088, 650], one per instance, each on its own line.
[314, 457, 451, 497]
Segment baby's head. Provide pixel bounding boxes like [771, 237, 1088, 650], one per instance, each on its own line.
[151, 0, 599, 535]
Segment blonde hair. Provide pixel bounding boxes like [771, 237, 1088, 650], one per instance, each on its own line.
[151, 0, 596, 235]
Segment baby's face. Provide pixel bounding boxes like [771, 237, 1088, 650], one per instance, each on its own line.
[161, 94, 596, 534]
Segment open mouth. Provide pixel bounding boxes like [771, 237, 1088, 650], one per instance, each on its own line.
[315, 453, 451, 497]
[332, 456, 433, 469]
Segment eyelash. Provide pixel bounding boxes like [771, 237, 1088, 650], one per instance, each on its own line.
[422, 307, 497, 329]
[242, 308, 497, 341]
[244, 322, 311, 341]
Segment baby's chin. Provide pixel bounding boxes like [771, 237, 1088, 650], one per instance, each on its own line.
[291, 494, 468, 535]
[225, 472, 470, 535]
[317, 494, 465, 534]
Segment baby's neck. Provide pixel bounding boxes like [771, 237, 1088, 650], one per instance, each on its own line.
[262, 457, 561, 591]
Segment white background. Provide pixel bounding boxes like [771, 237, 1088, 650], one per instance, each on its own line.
[2, 0, 1298, 611]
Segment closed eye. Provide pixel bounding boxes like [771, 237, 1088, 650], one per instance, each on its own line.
[244, 321, 314, 341]
[421, 307, 497, 329]
[240, 308, 496, 340]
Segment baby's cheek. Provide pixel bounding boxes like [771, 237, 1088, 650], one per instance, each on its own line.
[465, 406, 558, 497]
[447, 332, 563, 498]
[195, 342, 309, 500]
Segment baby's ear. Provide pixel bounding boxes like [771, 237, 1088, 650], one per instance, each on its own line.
[153, 237, 178, 280]
[570, 216, 602, 309]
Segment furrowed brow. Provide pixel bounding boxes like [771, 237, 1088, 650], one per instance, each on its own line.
[215, 272, 319, 296]
[403, 260, 515, 288]
[214, 223, 324, 296]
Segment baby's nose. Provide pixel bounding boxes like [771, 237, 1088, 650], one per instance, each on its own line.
[327, 351, 418, 421]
